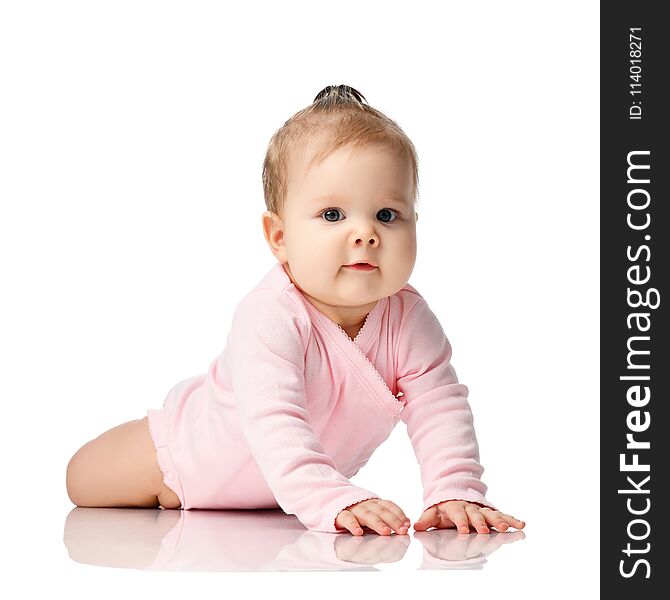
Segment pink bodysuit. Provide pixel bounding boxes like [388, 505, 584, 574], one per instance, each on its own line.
[147, 262, 496, 533]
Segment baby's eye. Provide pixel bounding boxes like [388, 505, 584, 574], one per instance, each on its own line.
[322, 208, 343, 222]
[377, 208, 399, 223]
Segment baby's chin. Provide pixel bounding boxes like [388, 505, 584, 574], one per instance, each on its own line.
[309, 284, 407, 308]
[287, 265, 411, 303]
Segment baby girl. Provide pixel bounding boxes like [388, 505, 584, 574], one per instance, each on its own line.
[66, 84, 525, 536]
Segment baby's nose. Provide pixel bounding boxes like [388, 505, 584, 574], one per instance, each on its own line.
[354, 235, 378, 246]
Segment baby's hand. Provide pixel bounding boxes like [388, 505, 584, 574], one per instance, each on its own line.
[335, 498, 411, 536]
[413, 500, 526, 533]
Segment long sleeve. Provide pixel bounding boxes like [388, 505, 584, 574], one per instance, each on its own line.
[396, 297, 497, 513]
[226, 288, 381, 533]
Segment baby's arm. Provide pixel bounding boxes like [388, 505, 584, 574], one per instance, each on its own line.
[396, 297, 492, 510]
[225, 289, 384, 534]
[395, 296, 525, 532]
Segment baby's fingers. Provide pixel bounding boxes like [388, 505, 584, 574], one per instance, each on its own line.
[499, 514, 526, 530]
[465, 504, 490, 533]
[413, 506, 442, 531]
[335, 509, 364, 536]
[356, 507, 395, 535]
[374, 500, 410, 534]
[441, 503, 471, 534]
[480, 509, 526, 532]
[376, 500, 409, 524]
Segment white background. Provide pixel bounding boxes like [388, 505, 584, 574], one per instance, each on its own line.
[1, 0, 599, 595]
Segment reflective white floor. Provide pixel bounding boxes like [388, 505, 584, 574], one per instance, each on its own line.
[63, 507, 526, 572]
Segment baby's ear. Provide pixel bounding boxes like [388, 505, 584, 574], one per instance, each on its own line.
[262, 211, 287, 261]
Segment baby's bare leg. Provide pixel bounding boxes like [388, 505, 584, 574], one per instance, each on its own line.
[66, 416, 181, 509]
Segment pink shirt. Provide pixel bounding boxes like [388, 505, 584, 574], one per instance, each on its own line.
[147, 262, 496, 533]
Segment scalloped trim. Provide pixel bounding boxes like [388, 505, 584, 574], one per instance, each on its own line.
[335, 319, 404, 405]
[338, 309, 373, 345]
[303, 300, 404, 416]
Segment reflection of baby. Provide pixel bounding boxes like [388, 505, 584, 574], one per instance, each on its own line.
[66, 85, 525, 536]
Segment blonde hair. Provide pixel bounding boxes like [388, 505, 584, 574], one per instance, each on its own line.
[262, 85, 419, 218]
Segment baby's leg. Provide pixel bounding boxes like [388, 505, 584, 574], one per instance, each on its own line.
[66, 417, 181, 509]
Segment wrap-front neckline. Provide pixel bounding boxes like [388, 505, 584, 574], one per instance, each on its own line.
[273, 262, 405, 417]
[301, 294, 405, 417]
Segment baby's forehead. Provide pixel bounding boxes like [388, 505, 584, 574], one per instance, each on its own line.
[287, 133, 405, 185]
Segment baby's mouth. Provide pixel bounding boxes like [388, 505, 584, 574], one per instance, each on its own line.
[343, 263, 378, 272]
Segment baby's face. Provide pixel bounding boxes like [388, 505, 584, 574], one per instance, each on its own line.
[269, 136, 417, 308]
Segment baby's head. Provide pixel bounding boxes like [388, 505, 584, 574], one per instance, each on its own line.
[262, 85, 419, 309]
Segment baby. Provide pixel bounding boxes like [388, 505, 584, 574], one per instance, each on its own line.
[66, 85, 525, 536]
